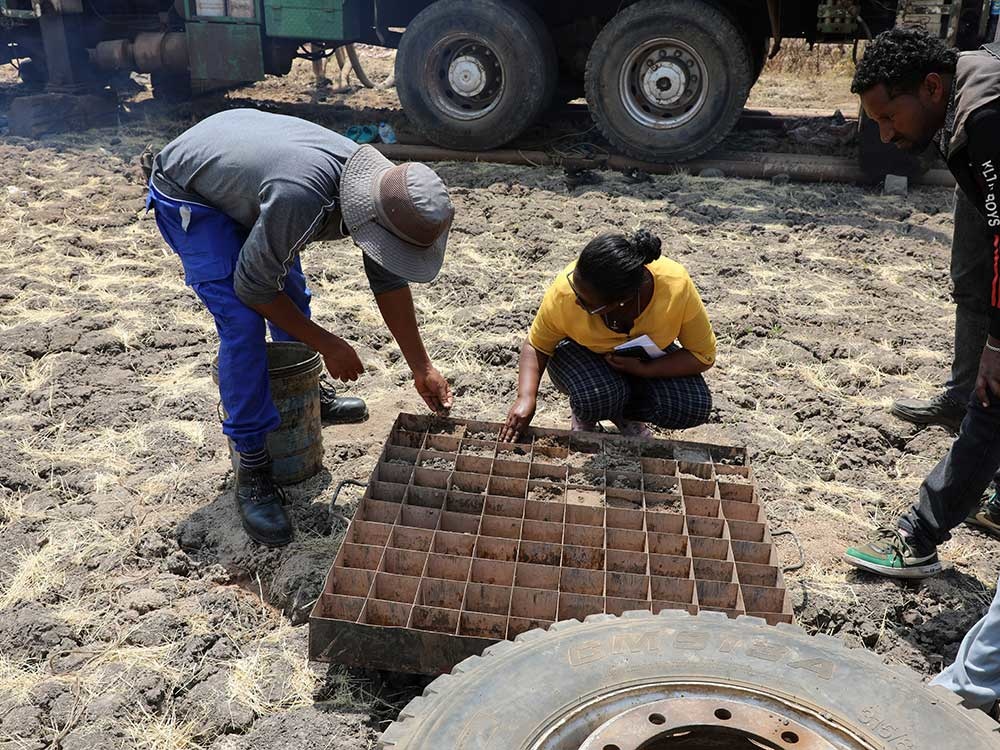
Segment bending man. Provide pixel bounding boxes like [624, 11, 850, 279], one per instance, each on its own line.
[148, 109, 454, 547]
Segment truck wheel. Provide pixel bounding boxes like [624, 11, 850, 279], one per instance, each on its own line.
[585, 0, 752, 163]
[395, 0, 557, 150]
[380, 611, 1000, 749]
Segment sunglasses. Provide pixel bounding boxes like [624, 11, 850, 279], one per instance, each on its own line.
[566, 272, 637, 316]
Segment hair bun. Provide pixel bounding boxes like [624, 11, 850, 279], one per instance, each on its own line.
[630, 229, 662, 264]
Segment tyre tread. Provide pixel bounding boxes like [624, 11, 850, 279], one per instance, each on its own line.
[379, 613, 996, 748]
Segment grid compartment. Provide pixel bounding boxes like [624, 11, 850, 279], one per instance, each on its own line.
[311, 414, 789, 675]
[511, 587, 558, 620]
[425, 553, 471, 582]
[362, 599, 411, 627]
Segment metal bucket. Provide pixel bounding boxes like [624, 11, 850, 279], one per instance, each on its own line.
[212, 342, 324, 486]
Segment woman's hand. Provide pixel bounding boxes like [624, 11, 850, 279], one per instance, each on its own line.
[414, 366, 454, 415]
[501, 394, 537, 442]
[501, 340, 548, 442]
[605, 353, 649, 377]
[320, 333, 364, 382]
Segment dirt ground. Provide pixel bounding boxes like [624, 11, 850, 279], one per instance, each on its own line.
[1, 45, 998, 749]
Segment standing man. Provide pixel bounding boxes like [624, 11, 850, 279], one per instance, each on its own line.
[843, 30, 1000, 578]
[147, 109, 455, 547]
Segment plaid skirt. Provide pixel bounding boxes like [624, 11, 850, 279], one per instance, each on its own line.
[547, 339, 712, 429]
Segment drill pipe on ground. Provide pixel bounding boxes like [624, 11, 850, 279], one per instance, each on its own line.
[373, 143, 955, 187]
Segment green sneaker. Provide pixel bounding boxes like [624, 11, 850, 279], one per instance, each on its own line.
[844, 528, 941, 579]
[966, 490, 1000, 539]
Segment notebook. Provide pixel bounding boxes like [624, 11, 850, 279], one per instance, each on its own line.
[613, 335, 667, 361]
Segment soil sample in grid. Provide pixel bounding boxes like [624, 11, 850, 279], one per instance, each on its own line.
[309, 414, 786, 675]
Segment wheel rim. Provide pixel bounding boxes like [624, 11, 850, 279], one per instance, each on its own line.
[426, 34, 505, 121]
[618, 38, 709, 130]
[529, 681, 877, 750]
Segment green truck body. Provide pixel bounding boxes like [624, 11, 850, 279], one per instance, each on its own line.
[2, 0, 996, 160]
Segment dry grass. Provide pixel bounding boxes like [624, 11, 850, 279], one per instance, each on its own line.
[123, 708, 207, 750]
[792, 562, 863, 609]
[227, 626, 317, 716]
[0, 45, 989, 746]
[0, 652, 48, 708]
[0, 545, 67, 611]
[750, 39, 857, 111]
[763, 39, 857, 76]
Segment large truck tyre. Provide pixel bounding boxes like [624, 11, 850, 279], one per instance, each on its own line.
[394, 0, 557, 150]
[585, 0, 753, 163]
[380, 611, 1000, 749]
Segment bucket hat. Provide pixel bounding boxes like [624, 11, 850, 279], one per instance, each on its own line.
[341, 145, 453, 283]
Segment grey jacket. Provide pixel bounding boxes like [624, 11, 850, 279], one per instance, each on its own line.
[943, 44, 1000, 337]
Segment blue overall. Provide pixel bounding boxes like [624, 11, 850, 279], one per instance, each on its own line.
[147, 185, 313, 454]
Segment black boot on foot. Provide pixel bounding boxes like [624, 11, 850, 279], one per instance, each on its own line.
[890, 393, 966, 432]
[320, 382, 368, 424]
[235, 464, 294, 547]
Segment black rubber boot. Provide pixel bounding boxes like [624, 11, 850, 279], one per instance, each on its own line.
[890, 393, 966, 433]
[320, 382, 368, 424]
[235, 464, 294, 547]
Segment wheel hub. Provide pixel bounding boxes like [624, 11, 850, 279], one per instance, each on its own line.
[428, 37, 504, 121]
[640, 60, 686, 107]
[448, 54, 488, 97]
[530, 682, 875, 750]
[579, 697, 836, 750]
[619, 39, 709, 130]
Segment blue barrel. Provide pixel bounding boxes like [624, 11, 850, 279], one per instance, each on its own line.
[213, 342, 325, 485]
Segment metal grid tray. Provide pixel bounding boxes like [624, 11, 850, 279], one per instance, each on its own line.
[309, 414, 791, 674]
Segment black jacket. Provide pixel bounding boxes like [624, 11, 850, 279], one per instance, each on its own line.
[943, 43, 1000, 335]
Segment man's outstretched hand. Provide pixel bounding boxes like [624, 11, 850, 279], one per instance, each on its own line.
[320, 334, 364, 382]
[975, 341, 1000, 407]
[414, 366, 453, 415]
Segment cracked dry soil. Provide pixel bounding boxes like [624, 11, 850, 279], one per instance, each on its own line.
[1, 49, 998, 750]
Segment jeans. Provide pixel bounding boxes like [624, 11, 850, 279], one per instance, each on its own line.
[931, 572, 1000, 711]
[148, 186, 312, 454]
[899, 388, 1000, 549]
[944, 189, 993, 404]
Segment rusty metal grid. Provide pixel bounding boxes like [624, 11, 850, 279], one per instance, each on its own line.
[309, 414, 791, 674]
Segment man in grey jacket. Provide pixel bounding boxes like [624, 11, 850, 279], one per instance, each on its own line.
[148, 109, 454, 547]
[843, 31, 1000, 578]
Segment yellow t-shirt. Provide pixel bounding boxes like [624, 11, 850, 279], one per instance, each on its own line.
[528, 257, 717, 365]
